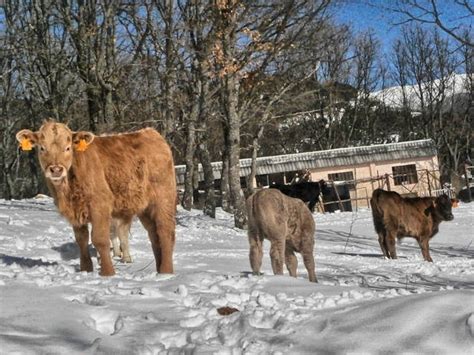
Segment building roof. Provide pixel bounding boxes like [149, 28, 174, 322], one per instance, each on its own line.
[175, 139, 437, 184]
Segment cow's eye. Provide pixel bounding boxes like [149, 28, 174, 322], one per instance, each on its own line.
[65, 146, 71, 152]
[40, 146, 46, 153]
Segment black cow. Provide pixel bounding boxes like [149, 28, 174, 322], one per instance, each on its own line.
[457, 186, 474, 203]
[270, 180, 330, 212]
[321, 183, 352, 213]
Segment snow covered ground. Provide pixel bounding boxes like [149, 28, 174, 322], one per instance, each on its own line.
[0, 197, 473, 354]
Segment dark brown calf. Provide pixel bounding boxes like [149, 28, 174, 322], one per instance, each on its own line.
[370, 189, 454, 262]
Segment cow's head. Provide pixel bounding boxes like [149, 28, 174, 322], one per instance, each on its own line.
[16, 121, 94, 186]
[318, 179, 332, 198]
[426, 194, 454, 221]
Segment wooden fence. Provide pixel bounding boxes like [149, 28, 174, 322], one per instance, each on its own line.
[318, 169, 446, 213]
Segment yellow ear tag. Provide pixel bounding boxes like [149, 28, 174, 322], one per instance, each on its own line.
[75, 139, 89, 152]
[20, 138, 33, 151]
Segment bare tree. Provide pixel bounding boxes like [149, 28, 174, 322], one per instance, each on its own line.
[57, 0, 123, 131]
[344, 31, 380, 145]
[441, 36, 473, 179]
[1, 0, 81, 198]
[392, 0, 473, 47]
[211, 0, 332, 228]
[390, 24, 470, 180]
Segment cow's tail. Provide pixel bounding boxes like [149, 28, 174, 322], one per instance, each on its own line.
[370, 189, 385, 234]
[246, 193, 257, 237]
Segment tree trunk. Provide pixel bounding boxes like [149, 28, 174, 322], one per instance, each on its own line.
[182, 116, 196, 210]
[226, 75, 247, 229]
[220, 125, 232, 213]
[86, 86, 102, 132]
[198, 141, 216, 218]
[246, 126, 264, 196]
[192, 154, 201, 208]
[162, 0, 175, 139]
[196, 78, 216, 217]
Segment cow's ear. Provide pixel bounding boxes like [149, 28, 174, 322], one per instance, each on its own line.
[424, 202, 435, 217]
[16, 129, 38, 151]
[72, 131, 95, 151]
[73, 131, 95, 144]
[451, 199, 459, 208]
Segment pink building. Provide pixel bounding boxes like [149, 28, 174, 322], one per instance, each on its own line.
[175, 139, 441, 209]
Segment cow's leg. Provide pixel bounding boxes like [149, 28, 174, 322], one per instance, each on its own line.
[285, 245, 298, 278]
[111, 235, 121, 258]
[73, 225, 93, 272]
[154, 208, 175, 274]
[301, 250, 317, 282]
[417, 238, 433, 262]
[308, 199, 316, 213]
[91, 214, 115, 276]
[110, 220, 121, 258]
[386, 233, 397, 259]
[140, 208, 175, 274]
[139, 212, 161, 272]
[116, 218, 132, 263]
[269, 240, 285, 276]
[377, 232, 389, 258]
[248, 232, 264, 275]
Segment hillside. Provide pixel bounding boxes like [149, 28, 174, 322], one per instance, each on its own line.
[370, 73, 470, 110]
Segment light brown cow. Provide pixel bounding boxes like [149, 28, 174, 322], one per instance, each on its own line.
[370, 188, 454, 262]
[246, 189, 317, 282]
[16, 120, 176, 276]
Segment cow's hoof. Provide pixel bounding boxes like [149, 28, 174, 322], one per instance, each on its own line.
[157, 266, 174, 274]
[99, 268, 115, 277]
[80, 259, 93, 272]
[122, 256, 132, 263]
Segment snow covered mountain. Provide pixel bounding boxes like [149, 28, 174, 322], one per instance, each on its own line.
[370, 73, 471, 109]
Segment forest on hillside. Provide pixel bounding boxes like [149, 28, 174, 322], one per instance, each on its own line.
[0, 0, 472, 227]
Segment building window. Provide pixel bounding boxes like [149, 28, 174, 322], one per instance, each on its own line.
[328, 171, 354, 182]
[392, 164, 418, 185]
[256, 173, 286, 187]
[256, 175, 269, 187]
[328, 171, 355, 189]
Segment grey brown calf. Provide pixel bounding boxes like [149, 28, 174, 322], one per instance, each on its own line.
[246, 189, 317, 282]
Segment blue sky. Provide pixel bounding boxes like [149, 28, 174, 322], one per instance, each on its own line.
[335, 0, 401, 52]
[334, 0, 473, 53]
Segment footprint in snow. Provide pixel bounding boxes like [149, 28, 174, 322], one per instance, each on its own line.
[65, 293, 106, 306]
[83, 309, 124, 336]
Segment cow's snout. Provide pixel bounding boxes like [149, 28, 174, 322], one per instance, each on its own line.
[446, 213, 454, 221]
[48, 165, 65, 178]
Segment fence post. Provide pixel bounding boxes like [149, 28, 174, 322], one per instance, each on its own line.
[333, 183, 344, 211]
[426, 169, 432, 197]
[385, 174, 391, 191]
[464, 164, 472, 202]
